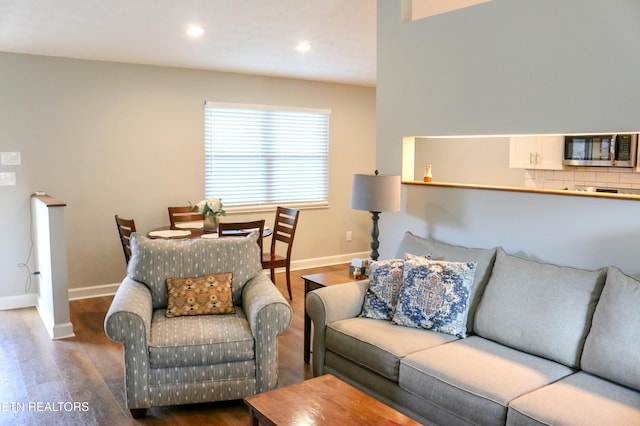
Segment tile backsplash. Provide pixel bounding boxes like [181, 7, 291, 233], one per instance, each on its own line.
[524, 167, 640, 190]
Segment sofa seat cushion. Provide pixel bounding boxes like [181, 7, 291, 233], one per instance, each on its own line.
[149, 307, 254, 368]
[399, 336, 574, 426]
[507, 372, 640, 426]
[325, 317, 458, 381]
[474, 248, 606, 368]
[581, 267, 640, 391]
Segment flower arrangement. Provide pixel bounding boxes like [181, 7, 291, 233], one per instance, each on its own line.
[191, 197, 226, 217]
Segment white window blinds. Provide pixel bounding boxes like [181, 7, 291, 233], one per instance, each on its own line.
[204, 102, 330, 208]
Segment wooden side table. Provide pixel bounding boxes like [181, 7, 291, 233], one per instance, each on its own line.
[302, 272, 366, 363]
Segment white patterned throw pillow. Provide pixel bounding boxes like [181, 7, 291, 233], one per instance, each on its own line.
[392, 254, 476, 338]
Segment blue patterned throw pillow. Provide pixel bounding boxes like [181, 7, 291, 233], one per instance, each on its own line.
[360, 259, 405, 320]
[392, 254, 477, 338]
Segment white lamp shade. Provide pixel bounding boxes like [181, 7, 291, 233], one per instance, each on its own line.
[350, 173, 401, 213]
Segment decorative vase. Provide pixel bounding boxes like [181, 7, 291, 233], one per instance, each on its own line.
[203, 215, 219, 233]
[423, 164, 433, 182]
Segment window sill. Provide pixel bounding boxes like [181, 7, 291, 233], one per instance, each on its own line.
[224, 201, 329, 214]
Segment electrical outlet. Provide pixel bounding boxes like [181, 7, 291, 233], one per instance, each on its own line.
[0, 172, 16, 186]
[346, 231, 352, 242]
[1, 152, 21, 166]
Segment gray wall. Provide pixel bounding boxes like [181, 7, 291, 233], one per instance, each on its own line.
[414, 137, 524, 186]
[377, 0, 640, 275]
[0, 52, 376, 299]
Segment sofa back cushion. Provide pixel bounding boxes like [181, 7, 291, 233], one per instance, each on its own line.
[474, 248, 606, 368]
[581, 267, 640, 391]
[394, 231, 497, 334]
[128, 233, 262, 309]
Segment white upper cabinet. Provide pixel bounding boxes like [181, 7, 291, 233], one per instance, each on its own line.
[509, 136, 564, 170]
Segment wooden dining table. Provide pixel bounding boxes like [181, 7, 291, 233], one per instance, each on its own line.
[147, 225, 272, 239]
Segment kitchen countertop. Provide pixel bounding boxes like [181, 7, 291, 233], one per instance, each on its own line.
[403, 180, 640, 201]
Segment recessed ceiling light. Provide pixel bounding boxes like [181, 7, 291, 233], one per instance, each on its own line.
[296, 42, 312, 53]
[187, 25, 204, 38]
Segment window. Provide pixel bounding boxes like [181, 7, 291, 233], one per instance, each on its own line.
[204, 102, 330, 209]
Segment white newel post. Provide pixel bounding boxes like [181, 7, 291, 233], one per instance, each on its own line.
[31, 193, 74, 339]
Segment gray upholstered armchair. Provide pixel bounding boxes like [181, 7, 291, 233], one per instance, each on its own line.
[104, 232, 292, 418]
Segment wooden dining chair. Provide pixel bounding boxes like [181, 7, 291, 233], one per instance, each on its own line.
[115, 215, 136, 264]
[218, 220, 266, 254]
[262, 207, 300, 300]
[168, 206, 204, 229]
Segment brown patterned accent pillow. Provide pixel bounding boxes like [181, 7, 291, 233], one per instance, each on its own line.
[165, 273, 235, 317]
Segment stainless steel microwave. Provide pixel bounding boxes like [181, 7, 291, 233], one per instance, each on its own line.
[563, 134, 637, 167]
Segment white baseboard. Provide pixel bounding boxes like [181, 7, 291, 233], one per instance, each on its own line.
[68, 283, 122, 301]
[0, 293, 38, 310]
[0, 252, 371, 307]
[35, 299, 75, 339]
[66, 251, 370, 301]
[289, 251, 369, 271]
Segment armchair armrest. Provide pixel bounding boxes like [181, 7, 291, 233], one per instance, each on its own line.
[306, 280, 369, 376]
[242, 274, 293, 335]
[104, 277, 153, 345]
[104, 277, 154, 409]
[242, 274, 293, 392]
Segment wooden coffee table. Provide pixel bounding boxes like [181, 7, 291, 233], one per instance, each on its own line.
[244, 374, 421, 426]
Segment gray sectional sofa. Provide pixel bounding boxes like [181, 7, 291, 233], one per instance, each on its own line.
[306, 231, 640, 425]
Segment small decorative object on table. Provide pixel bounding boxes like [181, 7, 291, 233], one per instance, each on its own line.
[423, 164, 433, 182]
[350, 258, 368, 279]
[191, 197, 226, 232]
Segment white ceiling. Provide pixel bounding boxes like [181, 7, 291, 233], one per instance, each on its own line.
[0, 0, 377, 87]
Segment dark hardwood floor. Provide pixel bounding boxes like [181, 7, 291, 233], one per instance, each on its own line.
[0, 264, 352, 425]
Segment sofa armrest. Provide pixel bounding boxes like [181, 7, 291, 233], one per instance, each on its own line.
[306, 280, 369, 376]
[242, 273, 293, 392]
[104, 277, 153, 345]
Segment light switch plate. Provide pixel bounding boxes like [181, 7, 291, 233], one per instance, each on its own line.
[0, 172, 16, 186]
[1, 152, 21, 166]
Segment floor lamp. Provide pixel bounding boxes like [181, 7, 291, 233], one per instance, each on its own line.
[350, 171, 401, 261]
